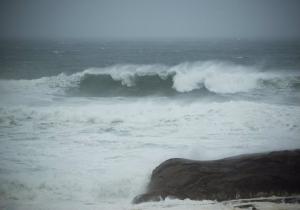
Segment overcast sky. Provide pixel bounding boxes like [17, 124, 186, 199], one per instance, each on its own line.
[0, 0, 300, 40]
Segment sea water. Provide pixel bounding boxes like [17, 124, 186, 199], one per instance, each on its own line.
[0, 40, 300, 210]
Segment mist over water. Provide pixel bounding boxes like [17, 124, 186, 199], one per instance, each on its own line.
[1, 0, 300, 209]
[1, 40, 300, 209]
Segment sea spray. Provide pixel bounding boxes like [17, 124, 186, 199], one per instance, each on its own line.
[1, 61, 299, 98]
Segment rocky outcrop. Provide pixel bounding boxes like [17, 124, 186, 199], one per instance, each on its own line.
[133, 150, 300, 204]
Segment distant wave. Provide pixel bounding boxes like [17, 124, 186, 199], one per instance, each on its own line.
[1, 61, 299, 97]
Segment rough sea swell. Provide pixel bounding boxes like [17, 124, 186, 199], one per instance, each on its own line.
[1, 58, 300, 210]
[1, 61, 300, 99]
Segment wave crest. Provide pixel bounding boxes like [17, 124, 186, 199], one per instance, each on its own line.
[1, 61, 299, 97]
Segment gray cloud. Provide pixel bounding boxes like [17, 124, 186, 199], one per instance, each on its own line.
[1, 0, 300, 40]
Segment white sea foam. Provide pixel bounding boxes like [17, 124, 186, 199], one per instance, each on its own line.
[1, 61, 300, 210]
[171, 61, 268, 93]
[0, 61, 298, 98]
[1, 98, 300, 209]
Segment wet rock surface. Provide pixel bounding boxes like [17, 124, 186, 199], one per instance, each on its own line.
[133, 150, 300, 204]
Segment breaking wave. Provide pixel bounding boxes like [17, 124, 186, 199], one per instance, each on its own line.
[1, 61, 299, 97]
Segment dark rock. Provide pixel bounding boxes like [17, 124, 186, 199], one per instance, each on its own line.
[133, 150, 300, 204]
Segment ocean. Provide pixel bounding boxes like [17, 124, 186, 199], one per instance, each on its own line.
[0, 39, 300, 210]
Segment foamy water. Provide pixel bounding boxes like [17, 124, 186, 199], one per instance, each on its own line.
[1, 41, 300, 210]
[2, 61, 299, 97]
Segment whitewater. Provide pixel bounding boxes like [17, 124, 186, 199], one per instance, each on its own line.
[1, 40, 300, 210]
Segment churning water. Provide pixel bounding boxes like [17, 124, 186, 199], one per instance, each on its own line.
[1, 40, 300, 210]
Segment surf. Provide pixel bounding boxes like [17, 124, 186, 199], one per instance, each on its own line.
[0, 61, 299, 97]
